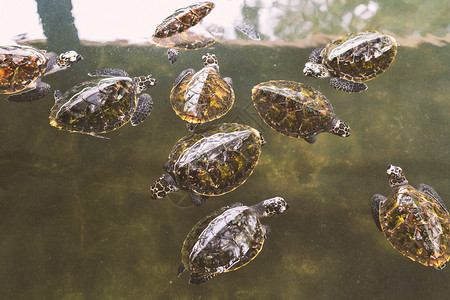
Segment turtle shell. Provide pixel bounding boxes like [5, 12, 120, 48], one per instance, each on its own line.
[182, 204, 264, 276]
[49, 77, 137, 134]
[380, 185, 450, 268]
[321, 31, 398, 82]
[252, 80, 335, 139]
[170, 66, 234, 124]
[166, 123, 263, 196]
[0, 45, 47, 94]
[153, 2, 215, 38]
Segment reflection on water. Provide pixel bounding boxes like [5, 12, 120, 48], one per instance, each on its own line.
[0, 0, 449, 299]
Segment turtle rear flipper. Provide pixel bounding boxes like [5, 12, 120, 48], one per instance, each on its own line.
[189, 273, 215, 285]
[330, 77, 367, 93]
[304, 135, 317, 144]
[88, 68, 129, 77]
[131, 94, 153, 126]
[177, 264, 185, 277]
[370, 194, 385, 232]
[418, 183, 448, 213]
[7, 80, 50, 102]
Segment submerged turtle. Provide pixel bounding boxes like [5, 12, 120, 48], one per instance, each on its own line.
[0, 45, 82, 102]
[170, 53, 234, 131]
[178, 197, 289, 284]
[251, 80, 350, 143]
[303, 31, 398, 92]
[152, 2, 219, 64]
[49, 68, 157, 138]
[150, 123, 264, 206]
[371, 165, 450, 269]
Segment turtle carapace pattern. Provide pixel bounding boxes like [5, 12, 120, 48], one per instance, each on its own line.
[150, 123, 264, 206]
[252, 80, 350, 143]
[170, 53, 234, 131]
[371, 165, 450, 269]
[178, 197, 289, 284]
[0, 45, 82, 102]
[49, 68, 156, 138]
[303, 31, 398, 92]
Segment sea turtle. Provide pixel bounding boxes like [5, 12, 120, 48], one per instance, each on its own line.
[150, 123, 264, 206]
[49, 68, 156, 138]
[178, 197, 289, 284]
[170, 53, 234, 131]
[251, 80, 350, 143]
[303, 31, 398, 92]
[371, 165, 450, 269]
[0, 45, 82, 102]
[152, 2, 219, 64]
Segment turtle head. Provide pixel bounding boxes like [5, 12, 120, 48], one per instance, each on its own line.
[387, 165, 408, 188]
[303, 62, 330, 78]
[134, 75, 157, 93]
[331, 118, 350, 138]
[56, 50, 83, 69]
[253, 197, 289, 218]
[150, 173, 178, 199]
[202, 53, 219, 71]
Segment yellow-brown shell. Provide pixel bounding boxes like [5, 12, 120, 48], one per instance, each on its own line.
[0, 45, 47, 94]
[170, 66, 234, 124]
[380, 185, 450, 268]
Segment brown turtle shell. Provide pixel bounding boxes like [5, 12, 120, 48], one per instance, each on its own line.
[380, 185, 450, 268]
[0, 45, 47, 94]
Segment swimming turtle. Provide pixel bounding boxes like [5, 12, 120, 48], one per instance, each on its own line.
[251, 80, 350, 143]
[371, 165, 450, 269]
[49, 68, 156, 138]
[150, 123, 264, 206]
[178, 197, 289, 284]
[170, 53, 234, 131]
[0, 45, 82, 102]
[303, 31, 398, 92]
[153, 2, 215, 39]
[152, 2, 219, 64]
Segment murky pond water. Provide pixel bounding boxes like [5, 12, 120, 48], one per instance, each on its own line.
[0, 0, 449, 299]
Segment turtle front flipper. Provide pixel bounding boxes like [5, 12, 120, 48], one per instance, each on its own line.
[330, 77, 367, 93]
[190, 191, 208, 206]
[189, 272, 215, 285]
[177, 263, 185, 277]
[309, 46, 325, 63]
[174, 68, 195, 87]
[7, 80, 50, 102]
[88, 68, 129, 77]
[417, 183, 448, 213]
[370, 194, 385, 232]
[131, 94, 153, 126]
[186, 122, 199, 132]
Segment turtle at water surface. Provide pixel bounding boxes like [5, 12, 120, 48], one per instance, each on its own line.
[178, 197, 289, 284]
[170, 53, 234, 131]
[303, 31, 398, 92]
[371, 165, 450, 269]
[150, 123, 264, 206]
[49, 68, 156, 138]
[252, 80, 350, 143]
[152, 2, 219, 64]
[0, 45, 82, 102]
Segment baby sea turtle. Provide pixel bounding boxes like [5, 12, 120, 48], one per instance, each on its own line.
[152, 2, 218, 64]
[150, 123, 264, 206]
[303, 31, 398, 92]
[153, 2, 215, 39]
[252, 80, 350, 143]
[0, 45, 82, 102]
[170, 53, 234, 131]
[49, 68, 156, 138]
[178, 197, 289, 284]
[371, 165, 450, 269]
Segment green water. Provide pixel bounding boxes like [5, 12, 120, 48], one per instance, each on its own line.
[1, 1, 449, 299]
